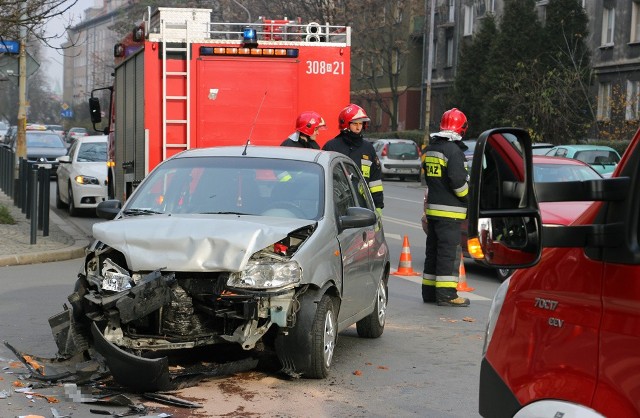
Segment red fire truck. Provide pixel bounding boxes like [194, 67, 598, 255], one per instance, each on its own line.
[90, 7, 351, 201]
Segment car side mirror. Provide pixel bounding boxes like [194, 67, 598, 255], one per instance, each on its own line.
[466, 128, 542, 269]
[96, 199, 122, 220]
[339, 207, 377, 231]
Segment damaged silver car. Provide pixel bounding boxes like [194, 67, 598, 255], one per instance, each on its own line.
[50, 146, 390, 391]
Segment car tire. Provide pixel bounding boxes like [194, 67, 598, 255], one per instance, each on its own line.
[356, 276, 388, 338]
[55, 183, 67, 209]
[495, 268, 513, 282]
[275, 292, 337, 379]
[68, 184, 79, 217]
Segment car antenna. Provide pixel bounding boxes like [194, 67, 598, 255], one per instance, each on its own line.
[243, 91, 268, 156]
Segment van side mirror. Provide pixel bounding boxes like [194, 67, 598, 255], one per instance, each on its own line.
[466, 128, 542, 269]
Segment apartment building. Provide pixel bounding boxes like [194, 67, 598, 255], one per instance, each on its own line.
[62, 0, 130, 106]
[352, 0, 639, 135]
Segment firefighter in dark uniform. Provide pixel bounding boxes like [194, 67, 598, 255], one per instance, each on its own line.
[322, 104, 384, 215]
[422, 108, 470, 307]
[281, 111, 325, 149]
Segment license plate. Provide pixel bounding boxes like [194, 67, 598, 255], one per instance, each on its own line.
[397, 169, 411, 173]
[37, 163, 52, 169]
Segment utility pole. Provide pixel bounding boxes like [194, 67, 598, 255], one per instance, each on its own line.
[16, 3, 27, 172]
[421, 0, 436, 149]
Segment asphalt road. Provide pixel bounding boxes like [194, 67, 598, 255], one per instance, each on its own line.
[0, 179, 499, 417]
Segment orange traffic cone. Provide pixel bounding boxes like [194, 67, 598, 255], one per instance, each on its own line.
[392, 235, 421, 276]
[456, 254, 475, 292]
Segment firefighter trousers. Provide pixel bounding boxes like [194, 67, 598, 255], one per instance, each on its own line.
[422, 218, 462, 302]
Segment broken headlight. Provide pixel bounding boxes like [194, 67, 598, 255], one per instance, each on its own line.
[227, 260, 301, 290]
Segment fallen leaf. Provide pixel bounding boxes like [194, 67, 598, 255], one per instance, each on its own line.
[365, 362, 372, 366]
[353, 370, 362, 376]
[377, 365, 388, 370]
[462, 317, 476, 322]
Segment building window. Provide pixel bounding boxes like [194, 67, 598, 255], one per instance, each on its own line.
[393, 3, 403, 23]
[432, 38, 438, 69]
[601, 7, 615, 46]
[449, 0, 455, 23]
[486, 0, 495, 13]
[632, 3, 640, 43]
[626, 80, 640, 120]
[598, 82, 612, 120]
[446, 37, 454, 67]
[536, 1, 548, 25]
[463, 5, 473, 36]
[392, 49, 399, 74]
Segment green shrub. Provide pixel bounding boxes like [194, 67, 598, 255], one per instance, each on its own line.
[0, 205, 15, 225]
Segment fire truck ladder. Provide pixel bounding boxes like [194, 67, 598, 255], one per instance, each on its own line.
[161, 18, 191, 161]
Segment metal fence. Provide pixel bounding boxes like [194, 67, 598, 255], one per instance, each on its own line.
[0, 146, 51, 244]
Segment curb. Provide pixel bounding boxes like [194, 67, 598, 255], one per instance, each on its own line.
[0, 198, 91, 267]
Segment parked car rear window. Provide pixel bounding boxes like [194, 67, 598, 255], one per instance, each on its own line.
[573, 150, 620, 165]
[388, 142, 419, 159]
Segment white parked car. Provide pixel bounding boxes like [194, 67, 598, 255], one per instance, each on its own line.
[56, 135, 108, 216]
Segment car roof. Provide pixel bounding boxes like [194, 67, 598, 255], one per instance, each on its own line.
[550, 144, 618, 152]
[376, 138, 415, 143]
[173, 145, 335, 164]
[533, 155, 593, 166]
[76, 135, 108, 143]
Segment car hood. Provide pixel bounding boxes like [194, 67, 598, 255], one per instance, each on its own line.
[73, 162, 107, 179]
[28, 147, 67, 158]
[92, 214, 315, 272]
[540, 201, 592, 226]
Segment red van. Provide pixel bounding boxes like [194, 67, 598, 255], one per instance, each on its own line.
[466, 128, 639, 418]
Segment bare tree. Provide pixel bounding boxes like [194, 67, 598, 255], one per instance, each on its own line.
[350, 0, 422, 132]
[0, 0, 79, 47]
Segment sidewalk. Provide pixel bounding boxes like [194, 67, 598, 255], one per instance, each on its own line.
[0, 191, 90, 267]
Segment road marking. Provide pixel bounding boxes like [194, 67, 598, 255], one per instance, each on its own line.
[384, 216, 423, 230]
[384, 232, 402, 241]
[387, 196, 422, 204]
[389, 274, 491, 301]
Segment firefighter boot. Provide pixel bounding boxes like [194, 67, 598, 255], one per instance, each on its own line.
[422, 284, 436, 303]
[437, 297, 470, 307]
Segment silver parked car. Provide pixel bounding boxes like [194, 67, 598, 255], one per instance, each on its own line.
[373, 138, 422, 181]
[49, 146, 390, 392]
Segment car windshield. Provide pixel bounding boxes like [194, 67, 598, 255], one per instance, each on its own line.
[533, 163, 602, 182]
[388, 142, 419, 159]
[125, 156, 324, 220]
[573, 150, 620, 165]
[26, 133, 66, 148]
[77, 142, 107, 162]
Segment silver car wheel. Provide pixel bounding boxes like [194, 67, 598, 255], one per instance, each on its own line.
[323, 309, 336, 368]
[376, 279, 388, 326]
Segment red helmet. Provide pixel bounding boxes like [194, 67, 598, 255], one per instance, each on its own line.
[338, 104, 370, 130]
[440, 108, 468, 136]
[296, 111, 326, 136]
